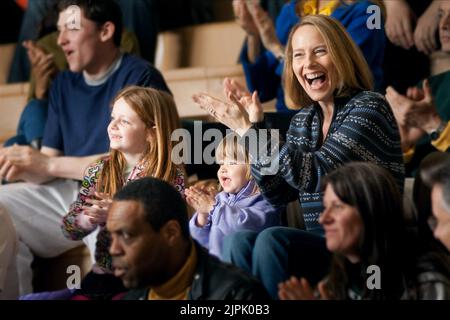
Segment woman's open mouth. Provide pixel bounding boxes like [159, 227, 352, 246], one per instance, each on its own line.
[305, 72, 327, 90]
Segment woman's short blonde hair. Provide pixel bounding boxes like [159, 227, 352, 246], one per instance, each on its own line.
[283, 14, 374, 109]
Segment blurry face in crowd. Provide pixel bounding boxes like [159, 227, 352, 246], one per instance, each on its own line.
[107, 200, 169, 289]
[431, 185, 450, 251]
[57, 7, 103, 73]
[319, 184, 363, 262]
[108, 98, 151, 157]
[438, 1, 450, 52]
[291, 25, 338, 107]
[217, 157, 249, 194]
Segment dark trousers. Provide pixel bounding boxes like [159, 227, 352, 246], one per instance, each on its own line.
[222, 227, 331, 299]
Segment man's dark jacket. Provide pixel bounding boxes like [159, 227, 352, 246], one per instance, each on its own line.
[122, 241, 270, 300]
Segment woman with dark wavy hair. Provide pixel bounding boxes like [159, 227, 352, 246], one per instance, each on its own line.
[278, 162, 450, 299]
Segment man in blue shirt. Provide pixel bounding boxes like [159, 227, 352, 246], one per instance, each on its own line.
[0, 0, 170, 298]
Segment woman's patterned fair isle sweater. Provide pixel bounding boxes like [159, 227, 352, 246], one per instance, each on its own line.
[242, 91, 405, 233]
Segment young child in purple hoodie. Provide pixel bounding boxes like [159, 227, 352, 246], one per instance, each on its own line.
[186, 133, 281, 259]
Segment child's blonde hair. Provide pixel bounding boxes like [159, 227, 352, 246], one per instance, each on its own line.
[97, 86, 181, 195]
[215, 132, 252, 181]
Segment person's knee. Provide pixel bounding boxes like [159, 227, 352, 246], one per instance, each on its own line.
[0, 204, 9, 220]
[221, 231, 257, 262]
[0, 205, 16, 233]
[254, 227, 286, 249]
[0, 206, 19, 299]
[225, 231, 258, 252]
[252, 227, 296, 262]
[0, 205, 18, 254]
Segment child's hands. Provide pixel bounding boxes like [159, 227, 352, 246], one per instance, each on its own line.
[185, 186, 216, 227]
[82, 192, 112, 225]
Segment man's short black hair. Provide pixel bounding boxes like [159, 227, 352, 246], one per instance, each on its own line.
[58, 0, 123, 46]
[113, 177, 190, 240]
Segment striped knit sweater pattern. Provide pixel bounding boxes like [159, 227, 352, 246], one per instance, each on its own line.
[242, 91, 405, 233]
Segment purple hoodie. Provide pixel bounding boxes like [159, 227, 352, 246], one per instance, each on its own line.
[189, 180, 282, 259]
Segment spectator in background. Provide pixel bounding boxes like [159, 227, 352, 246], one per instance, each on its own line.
[0, 0, 23, 44]
[3, 27, 140, 149]
[385, 0, 450, 175]
[382, 0, 439, 93]
[107, 177, 270, 300]
[233, 0, 386, 111]
[260, 0, 288, 20]
[411, 152, 450, 300]
[117, 0, 214, 66]
[420, 152, 450, 252]
[7, 0, 59, 83]
[7, 0, 214, 83]
[0, 0, 169, 297]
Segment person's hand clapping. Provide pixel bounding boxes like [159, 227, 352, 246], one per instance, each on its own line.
[193, 92, 252, 137]
[82, 192, 112, 225]
[278, 276, 331, 300]
[232, 0, 259, 36]
[384, 0, 416, 49]
[414, 1, 439, 55]
[223, 78, 264, 123]
[185, 187, 216, 227]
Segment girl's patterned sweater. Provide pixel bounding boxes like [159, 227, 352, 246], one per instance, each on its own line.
[61, 157, 185, 271]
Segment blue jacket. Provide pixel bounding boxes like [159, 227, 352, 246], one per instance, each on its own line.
[240, 0, 385, 111]
[189, 180, 282, 258]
